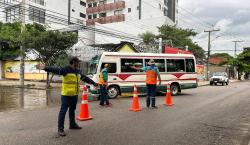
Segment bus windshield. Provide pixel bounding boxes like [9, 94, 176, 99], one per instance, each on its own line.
[87, 55, 100, 75]
[88, 63, 98, 75]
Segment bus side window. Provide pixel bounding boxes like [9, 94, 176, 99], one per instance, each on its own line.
[145, 59, 165, 72]
[100, 63, 117, 73]
[167, 59, 185, 72]
[121, 58, 143, 73]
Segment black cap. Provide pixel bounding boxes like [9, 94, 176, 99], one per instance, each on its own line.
[69, 57, 80, 64]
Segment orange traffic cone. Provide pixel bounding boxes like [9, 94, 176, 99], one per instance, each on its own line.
[130, 84, 142, 112]
[77, 85, 93, 121]
[165, 83, 174, 106]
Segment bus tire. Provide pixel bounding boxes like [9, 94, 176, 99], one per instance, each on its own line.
[107, 85, 120, 99]
[170, 83, 179, 96]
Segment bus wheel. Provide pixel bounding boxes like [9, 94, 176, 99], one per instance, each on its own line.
[170, 84, 179, 96]
[108, 86, 119, 99]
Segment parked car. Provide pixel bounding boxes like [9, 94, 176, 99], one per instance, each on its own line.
[210, 72, 229, 86]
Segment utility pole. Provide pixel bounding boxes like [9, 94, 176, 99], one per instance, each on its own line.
[232, 40, 243, 58]
[232, 40, 243, 80]
[158, 37, 162, 53]
[139, 0, 141, 19]
[20, 0, 26, 87]
[68, 0, 71, 24]
[204, 29, 220, 81]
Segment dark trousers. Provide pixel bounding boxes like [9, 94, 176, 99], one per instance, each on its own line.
[58, 95, 78, 131]
[99, 85, 109, 105]
[146, 84, 157, 107]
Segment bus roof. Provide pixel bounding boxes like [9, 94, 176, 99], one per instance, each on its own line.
[101, 52, 195, 58]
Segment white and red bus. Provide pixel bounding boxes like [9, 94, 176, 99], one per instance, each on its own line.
[87, 52, 197, 99]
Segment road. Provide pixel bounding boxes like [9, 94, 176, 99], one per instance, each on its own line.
[0, 81, 249, 145]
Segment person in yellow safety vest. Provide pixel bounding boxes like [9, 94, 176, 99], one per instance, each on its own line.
[36, 57, 98, 137]
[131, 59, 161, 109]
[99, 64, 112, 107]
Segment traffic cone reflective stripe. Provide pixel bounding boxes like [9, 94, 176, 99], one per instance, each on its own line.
[165, 83, 174, 106]
[77, 85, 93, 121]
[81, 100, 88, 104]
[130, 84, 142, 112]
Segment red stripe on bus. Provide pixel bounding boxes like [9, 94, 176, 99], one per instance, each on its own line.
[107, 78, 197, 83]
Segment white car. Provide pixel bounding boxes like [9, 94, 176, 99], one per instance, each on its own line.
[210, 72, 229, 86]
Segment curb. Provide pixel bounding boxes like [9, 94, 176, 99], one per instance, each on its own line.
[198, 80, 241, 87]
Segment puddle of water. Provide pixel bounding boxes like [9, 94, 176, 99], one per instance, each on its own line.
[0, 86, 83, 112]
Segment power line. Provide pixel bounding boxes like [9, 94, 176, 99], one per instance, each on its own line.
[0, 1, 143, 42]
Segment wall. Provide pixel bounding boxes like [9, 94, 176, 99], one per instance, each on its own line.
[118, 44, 136, 53]
[0, 61, 2, 79]
[197, 64, 205, 80]
[3, 60, 48, 80]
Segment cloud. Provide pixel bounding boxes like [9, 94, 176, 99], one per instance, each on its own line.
[214, 19, 233, 31]
[178, 0, 250, 55]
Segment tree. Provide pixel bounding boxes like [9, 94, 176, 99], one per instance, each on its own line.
[236, 50, 250, 79]
[158, 25, 205, 59]
[0, 22, 78, 86]
[139, 25, 205, 59]
[0, 22, 22, 60]
[48, 53, 70, 84]
[31, 27, 78, 87]
[139, 31, 157, 52]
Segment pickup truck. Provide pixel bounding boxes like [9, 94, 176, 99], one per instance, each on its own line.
[210, 72, 229, 86]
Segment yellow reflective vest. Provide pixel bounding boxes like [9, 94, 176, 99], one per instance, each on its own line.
[61, 73, 81, 96]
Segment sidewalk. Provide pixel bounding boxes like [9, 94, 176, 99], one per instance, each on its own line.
[0, 79, 61, 89]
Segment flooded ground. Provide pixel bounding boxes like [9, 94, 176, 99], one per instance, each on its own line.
[0, 86, 85, 112]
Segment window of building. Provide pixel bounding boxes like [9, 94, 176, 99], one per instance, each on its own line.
[99, 0, 107, 5]
[93, 14, 97, 19]
[164, 7, 167, 16]
[88, 15, 92, 19]
[121, 58, 143, 73]
[114, 10, 122, 15]
[93, 2, 97, 7]
[186, 59, 195, 72]
[5, 6, 20, 22]
[145, 59, 165, 72]
[128, 8, 131, 13]
[4, 0, 15, 3]
[159, 4, 161, 10]
[88, 3, 92, 8]
[29, 5, 45, 24]
[29, 0, 45, 6]
[99, 13, 106, 17]
[80, 12, 86, 18]
[77, 19, 84, 24]
[167, 59, 185, 72]
[80, 1, 86, 7]
[100, 63, 117, 73]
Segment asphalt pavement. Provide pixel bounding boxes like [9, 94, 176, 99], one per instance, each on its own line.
[0, 81, 249, 145]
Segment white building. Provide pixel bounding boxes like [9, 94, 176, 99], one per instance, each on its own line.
[0, 0, 87, 29]
[0, 0, 177, 61]
[85, 0, 177, 44]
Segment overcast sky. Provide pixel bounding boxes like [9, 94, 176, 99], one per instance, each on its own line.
[178, 0, 250, 56]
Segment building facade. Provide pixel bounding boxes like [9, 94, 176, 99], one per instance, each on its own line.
[84, 0, 177, 45]
[0, 0, 177, 61]
[0, 0, 87, 29]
